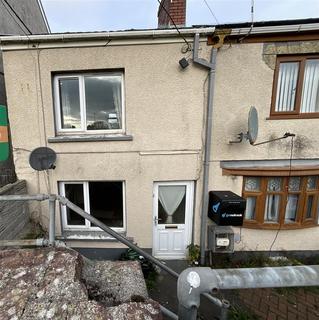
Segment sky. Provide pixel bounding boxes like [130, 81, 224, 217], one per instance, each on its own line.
[41, 0, 319, 33]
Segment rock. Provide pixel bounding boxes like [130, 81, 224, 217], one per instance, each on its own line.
[0, 248, 162, 320]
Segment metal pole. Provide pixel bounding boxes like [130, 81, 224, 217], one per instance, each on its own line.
[57, 195, 179, 278]
[48, 195, 56, 246]
[177, 266, 319, 319]
[160, 305, 178, 320]
[0, 194, 50, 201]
[0, 239, 47, 247]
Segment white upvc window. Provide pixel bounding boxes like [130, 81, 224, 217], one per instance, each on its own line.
[59, 181, 126, 232]
[54, 72, 125, 134]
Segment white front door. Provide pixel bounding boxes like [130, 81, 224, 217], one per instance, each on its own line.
[153, 181, 194, 259]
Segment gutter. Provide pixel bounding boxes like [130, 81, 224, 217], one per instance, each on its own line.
[230, 22, 319, 36]
[192, 34, 217, 265]
[0, 27, 215, 44]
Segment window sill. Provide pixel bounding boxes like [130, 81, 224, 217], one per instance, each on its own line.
[243, 221, 318, 230]
[267, 114, 319, 120]
[48, 134, 133, 143]
[61, 230, 132, 242]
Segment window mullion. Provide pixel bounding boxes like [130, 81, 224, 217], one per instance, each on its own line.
[80, 76, 86, 131]
[294, 59, 306, 114]
[258, 177, 267, 224]
[298, 177, 308, 223]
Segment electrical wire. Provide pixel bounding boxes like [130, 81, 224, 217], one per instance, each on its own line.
[156, 0, 191, 49]
[268, 136, 294, 254]
[202, 0, 219, 25]
[1, 0, 32, 35]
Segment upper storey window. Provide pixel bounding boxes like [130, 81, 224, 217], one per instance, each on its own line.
[54, 72, 124, 133]
[270, 56, 319, 119]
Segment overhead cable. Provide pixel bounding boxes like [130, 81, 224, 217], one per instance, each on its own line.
[156, 0, 191, 48]
[203, 0, 219, 25]
[1, 0, 32, 34]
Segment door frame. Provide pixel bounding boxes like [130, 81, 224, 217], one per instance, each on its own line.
[152, 181, 194, 259]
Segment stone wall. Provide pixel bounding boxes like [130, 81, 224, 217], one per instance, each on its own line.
[0, 180, 29, 240]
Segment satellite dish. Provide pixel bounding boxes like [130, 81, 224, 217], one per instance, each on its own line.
[229, 106, 258, 144]
[29, 147, 56, 171]
[247, 106, 258, 145]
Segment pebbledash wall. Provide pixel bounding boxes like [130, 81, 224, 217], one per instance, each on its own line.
[2, 33, 319, 252]
[210, 41, 319, 251]
[2, 35, 210, 250]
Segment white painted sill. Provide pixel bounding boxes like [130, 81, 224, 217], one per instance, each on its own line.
[48, 134, 133, 143]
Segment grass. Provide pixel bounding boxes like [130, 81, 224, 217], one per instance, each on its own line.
[22, 222, 46, 239]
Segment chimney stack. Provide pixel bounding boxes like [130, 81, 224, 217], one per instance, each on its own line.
[158, 0, 186, 28]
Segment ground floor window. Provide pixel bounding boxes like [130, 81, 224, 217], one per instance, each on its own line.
[60, 181, 125, 231]
[242, 176, 319, 229]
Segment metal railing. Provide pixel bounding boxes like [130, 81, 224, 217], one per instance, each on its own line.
[2, 193, 319, 320]
[0, 193, 229, 319]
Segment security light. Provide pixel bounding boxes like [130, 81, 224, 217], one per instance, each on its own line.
[179, 57, 189, 69]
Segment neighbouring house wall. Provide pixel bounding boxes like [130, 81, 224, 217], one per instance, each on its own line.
[0, 0, 48, 35]
[209, 41, 319, 251]
[2, 39, 211, 249]
[0, 0, 48, 187]
[0, 180, 29, 239]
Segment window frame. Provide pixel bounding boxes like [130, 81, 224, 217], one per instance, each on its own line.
[242, 176, 319, 229]
[54, 72, 125, 135]
[59, 181, 126, 232]
[270, 55, 319, 119]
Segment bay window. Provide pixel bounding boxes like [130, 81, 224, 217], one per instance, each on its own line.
[243, 176, 319, 229]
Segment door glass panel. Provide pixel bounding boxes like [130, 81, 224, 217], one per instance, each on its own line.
[285, 194, 298, 223]
[64, 184, 85, 225]
[158, 185, 186, 224]
[264, 194, 280, 222]
[245, 197, 256, 220]
[59, 78, 81, 129]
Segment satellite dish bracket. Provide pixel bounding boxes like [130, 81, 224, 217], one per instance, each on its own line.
[251, 132, 295, 146]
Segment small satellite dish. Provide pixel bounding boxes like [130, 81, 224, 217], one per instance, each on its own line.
[247, 106, 258, 145]
[29, 147, 56, 171]
[229, 106, 258, 144]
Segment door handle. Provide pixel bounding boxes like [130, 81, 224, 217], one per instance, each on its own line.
[154, 217, 162, 225]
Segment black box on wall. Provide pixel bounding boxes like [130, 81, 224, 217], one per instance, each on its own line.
[208, 191, 246, 226]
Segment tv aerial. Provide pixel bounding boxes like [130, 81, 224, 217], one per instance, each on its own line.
[29, 147, 57, 171]
[229, 106, 295, 145]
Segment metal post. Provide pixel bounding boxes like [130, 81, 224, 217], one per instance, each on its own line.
[0, 194, 50, 201]
[48, 195, 56, 246]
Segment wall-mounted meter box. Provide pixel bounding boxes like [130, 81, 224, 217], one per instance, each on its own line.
[208, 191, 246, 226]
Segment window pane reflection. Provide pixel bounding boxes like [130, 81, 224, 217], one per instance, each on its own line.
[285, 194, 298, 223]
[85, 75, 122, 130]
[59, 78, 81, 129]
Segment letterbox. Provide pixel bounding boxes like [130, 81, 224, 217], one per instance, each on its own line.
[208, 191, 246, 226]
